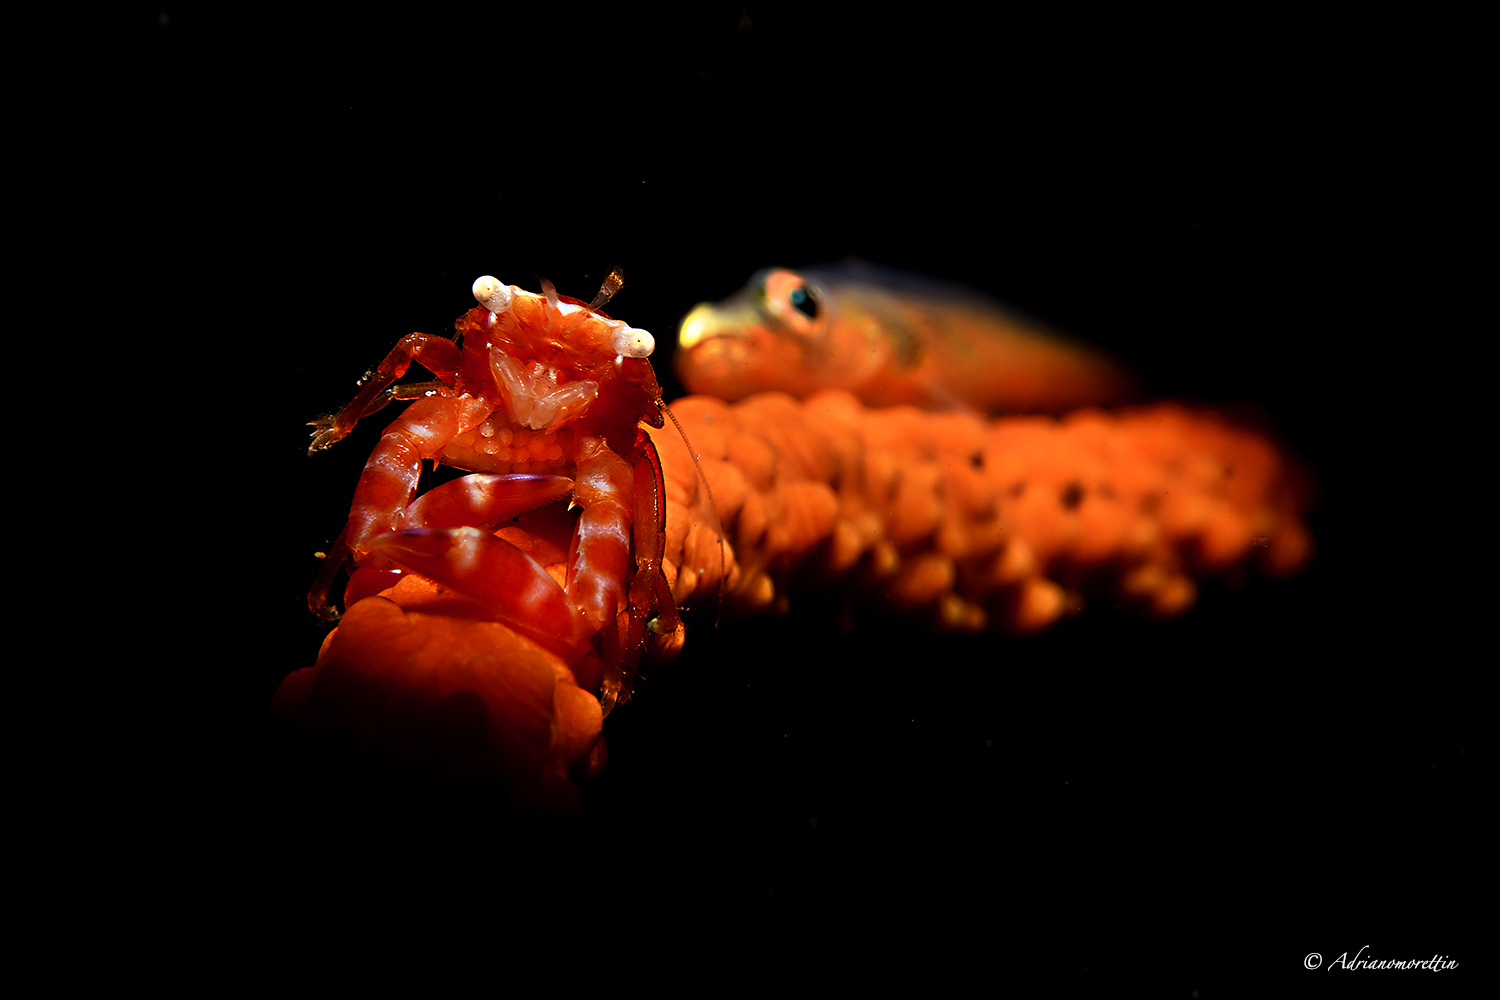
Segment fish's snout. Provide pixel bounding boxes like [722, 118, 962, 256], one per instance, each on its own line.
[676, 302, 719, 351]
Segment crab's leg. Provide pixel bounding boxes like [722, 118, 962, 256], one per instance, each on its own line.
[629, 435, 668, 614]
[307, 525, 353, 619]
[567, 435, 636, 632]
[343, 394, 497, 554]
[328, 474, 578, 615]
[309, 393, 501, 619]
[621, 435, 683, 677]
[559, 435, 641, 715]
[345, 381, 455, 423]
[367, 527, 592, 660]
[308, 334, 465, 453]
[400, 474, 575, 530]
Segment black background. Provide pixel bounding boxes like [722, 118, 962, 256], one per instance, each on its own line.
[130, 4, 1481, 989]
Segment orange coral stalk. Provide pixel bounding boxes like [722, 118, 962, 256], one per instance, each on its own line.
[652, 393, 1311, 637]
[275, 389, 1311, 807]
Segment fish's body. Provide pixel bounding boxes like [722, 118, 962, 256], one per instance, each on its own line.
[675, 262, 1135, 413]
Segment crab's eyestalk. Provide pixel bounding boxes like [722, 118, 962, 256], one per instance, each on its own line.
[473, 275, 513, 315]
[613, 326, 655, 358]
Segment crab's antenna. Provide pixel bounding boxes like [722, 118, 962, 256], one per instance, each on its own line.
[538, 276, 560, 312]
[590, 265, 627, 312]
[660, 401, 726, 635]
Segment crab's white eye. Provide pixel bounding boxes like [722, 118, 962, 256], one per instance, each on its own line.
[613, 326, 655, 358]
[472, 275, 513, 314]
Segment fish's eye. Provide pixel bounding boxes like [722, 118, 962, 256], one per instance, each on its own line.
[761, 268, 825, 337]
[788, 285, 818, 319]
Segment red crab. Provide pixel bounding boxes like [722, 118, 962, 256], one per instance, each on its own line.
[305, 274, 685, 717]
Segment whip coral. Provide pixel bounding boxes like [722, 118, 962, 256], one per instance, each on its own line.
[274, 389, 1311, 809]
[652, 391, 1309, 634]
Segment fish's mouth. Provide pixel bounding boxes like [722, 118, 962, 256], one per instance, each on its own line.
[676, 302, 721, 351]
[674, 301, 768, 400]
[673, 334, 761, 400]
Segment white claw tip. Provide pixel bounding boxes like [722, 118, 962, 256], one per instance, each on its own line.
[614, 326, 655, 358]
[472, 275, 512, 314]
